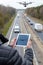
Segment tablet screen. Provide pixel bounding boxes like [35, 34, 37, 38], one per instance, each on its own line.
[16, 35, 29, 45]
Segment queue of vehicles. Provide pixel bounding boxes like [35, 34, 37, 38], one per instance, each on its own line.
[27, 17, 43, 32]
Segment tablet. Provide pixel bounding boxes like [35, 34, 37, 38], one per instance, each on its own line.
[16, 33, 31, 47]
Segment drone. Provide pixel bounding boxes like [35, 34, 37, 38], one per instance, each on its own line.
[18, 1, 33, 7]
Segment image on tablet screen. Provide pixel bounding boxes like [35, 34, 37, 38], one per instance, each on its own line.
[16, 35, 29, 45]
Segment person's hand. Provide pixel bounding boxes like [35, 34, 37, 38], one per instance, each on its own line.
[27, 40, 32, 48]
[9, 38, 16, 48]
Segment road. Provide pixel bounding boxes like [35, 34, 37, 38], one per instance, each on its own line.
[26, 16, 43, 42]
[6, 11, 43, 65]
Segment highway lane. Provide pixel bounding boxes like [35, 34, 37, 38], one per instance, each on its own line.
[26, 16, 43, 42]
[9, 15, 20, 43]
[30, 21, 43, 42]
[29, 24, 43, 41]
[9, 11, 24, 42]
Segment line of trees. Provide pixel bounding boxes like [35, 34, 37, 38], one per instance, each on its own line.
[25, 5, 43, 20]
[0, 5, 16, 29]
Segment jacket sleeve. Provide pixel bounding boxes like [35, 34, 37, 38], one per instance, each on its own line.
[22, 48, 33, 65]
[7, 48, 23, 65]
[0, 33, 8, 43]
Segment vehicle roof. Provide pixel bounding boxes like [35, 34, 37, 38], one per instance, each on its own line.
[35, 23, 42, 25]
[14, 25, 19, 28]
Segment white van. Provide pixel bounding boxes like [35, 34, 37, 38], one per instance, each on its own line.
[34, 23, 43, 31]
[13, 25, 20, 33]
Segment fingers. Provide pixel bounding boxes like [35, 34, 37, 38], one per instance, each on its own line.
[10, 38, 16, 47]
[27, 40, 32, 48]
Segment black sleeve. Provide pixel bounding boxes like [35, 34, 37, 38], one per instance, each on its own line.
[0, 33, 8, 43]
[7, 48, 23, 65]
[22, 48, 33, 65]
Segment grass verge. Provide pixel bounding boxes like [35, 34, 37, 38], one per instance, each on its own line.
[2, 15, 15, 36]
[28, 15, 43, 24]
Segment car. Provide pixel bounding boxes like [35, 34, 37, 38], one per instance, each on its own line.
[30, 22, 33, 25]
[29, 21, 34, 25]
[26, 17, 30, 22]
[34, 23, 43, 32]
[13, 25, 20, 33]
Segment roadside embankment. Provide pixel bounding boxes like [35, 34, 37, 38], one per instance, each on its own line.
[28, 15, 43, 24]
[2, 15, 16, 36]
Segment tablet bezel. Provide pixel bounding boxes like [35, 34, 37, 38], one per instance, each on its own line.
[16, 33, 31, 47]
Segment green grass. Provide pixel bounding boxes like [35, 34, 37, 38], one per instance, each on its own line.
[2, 15, 15, 36]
